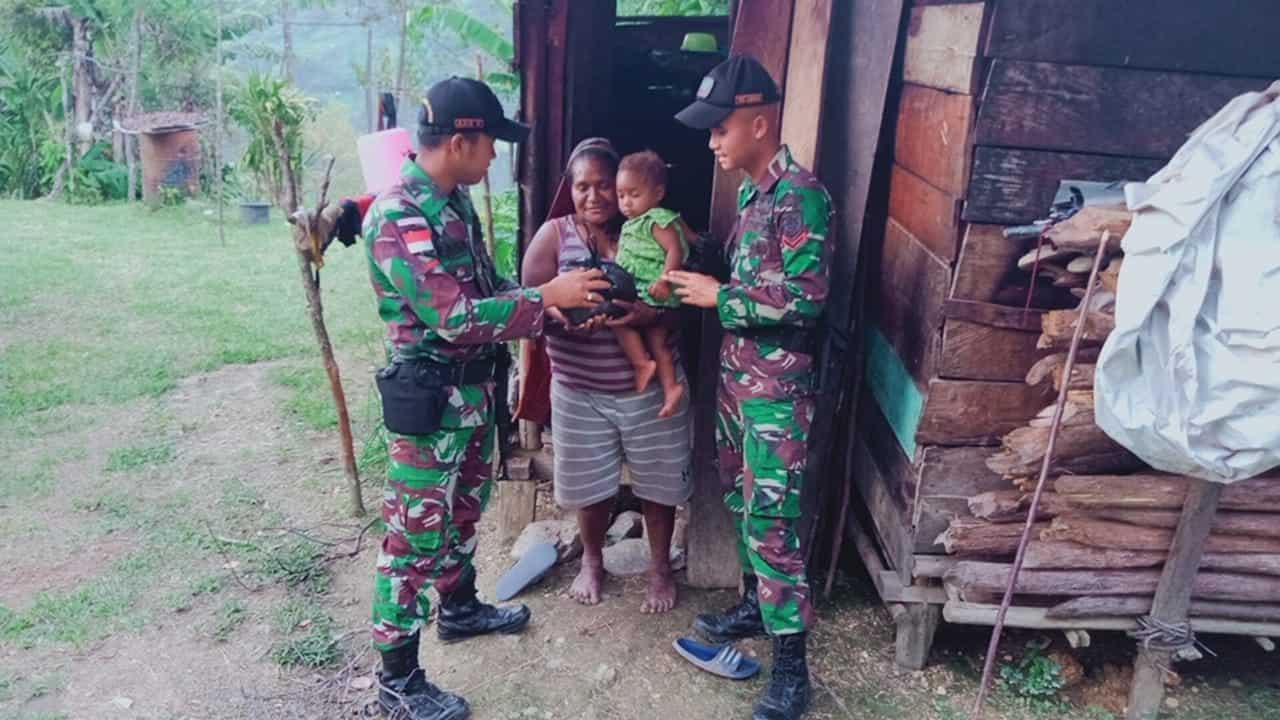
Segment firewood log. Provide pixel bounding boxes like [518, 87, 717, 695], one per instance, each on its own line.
[1054, 475, 1280, 512]
[1023, 540, 1280, 576]
[1061, 508, 1280, 539]
[936, 518, 1049, 557]
[969, 492, 1074, 522]
[1025, 349, 1102, 387]
[1017, 245, 1071, 270]
[1100, 257, 1123, 295]
[944, 561, 1280, 602]
[1052, 363, 1095, 392]
[1047, 596, 1280, 623]
[1043, 515, 1280, 554]
[985, 423, 1143, 478]
[1037, 308, 1115, 350]
[1042, 204, 1131, 253]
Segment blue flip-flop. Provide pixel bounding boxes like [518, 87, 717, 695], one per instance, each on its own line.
[496, 542, 557, 601]
[673, 636, 761, 680]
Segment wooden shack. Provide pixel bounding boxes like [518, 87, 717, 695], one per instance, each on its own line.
[856, 0, 1280, 670]
[511, 0, 1280, 676]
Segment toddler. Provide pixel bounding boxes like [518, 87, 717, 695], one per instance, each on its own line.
[614, 150, 687, 418]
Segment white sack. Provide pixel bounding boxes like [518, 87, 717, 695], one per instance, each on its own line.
[1095, 81, 1280, 483]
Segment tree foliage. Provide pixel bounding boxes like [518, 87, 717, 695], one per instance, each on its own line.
[617, 0, 729, 16]
[228, 72, 316, 205]
[0, 40, 63, 197]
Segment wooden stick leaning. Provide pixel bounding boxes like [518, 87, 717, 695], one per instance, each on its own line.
[971, 232, 1112, 719]
[274, 137, 365, 518]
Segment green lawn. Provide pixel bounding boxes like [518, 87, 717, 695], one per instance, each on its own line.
[0, 198, 383, 663]
[0, 198, 383, 426]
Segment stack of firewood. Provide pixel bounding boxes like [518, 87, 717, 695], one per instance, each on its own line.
[935, 206, 1280, 623]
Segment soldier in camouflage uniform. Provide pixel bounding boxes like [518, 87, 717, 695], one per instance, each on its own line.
[669, 55, 832, 720]
[363, 77, 608, 720]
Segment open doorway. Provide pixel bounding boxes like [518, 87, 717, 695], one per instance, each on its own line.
[515, 2, 730, 237]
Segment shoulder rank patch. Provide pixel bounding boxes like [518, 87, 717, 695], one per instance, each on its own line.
[779, 212, 808, 250]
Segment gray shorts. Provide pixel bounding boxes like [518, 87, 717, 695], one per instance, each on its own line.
[550, 376, 693, 510]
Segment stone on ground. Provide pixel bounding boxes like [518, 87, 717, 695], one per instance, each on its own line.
[511, 520, 582, 563]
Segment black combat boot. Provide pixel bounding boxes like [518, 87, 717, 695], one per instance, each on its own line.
[377, 634, 470, 720]
[693, 574, 767, 643]
[436, 567, 531, 643]
[752, 632, 810, 720]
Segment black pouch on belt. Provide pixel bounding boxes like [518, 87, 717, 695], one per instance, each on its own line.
[375, 361, 449, 436]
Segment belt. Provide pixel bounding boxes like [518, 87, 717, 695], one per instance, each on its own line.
[728, 326, 818, 356]
[391, 356, 497, 386]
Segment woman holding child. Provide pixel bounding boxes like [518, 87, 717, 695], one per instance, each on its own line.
[522, 137, 692, 614]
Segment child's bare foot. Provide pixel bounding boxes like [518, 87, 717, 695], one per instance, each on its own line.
[569, 558, 604, 605]
[635, 360, 657, 393]
[658, 382, 685, 418]
[642, 565, 678, 614]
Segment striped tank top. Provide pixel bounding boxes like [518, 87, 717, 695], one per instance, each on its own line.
[545, 216, 641, 394]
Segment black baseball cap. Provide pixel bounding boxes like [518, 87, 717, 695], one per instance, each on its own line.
[675, 54, 781, 130]
[419, 77, 530, 143]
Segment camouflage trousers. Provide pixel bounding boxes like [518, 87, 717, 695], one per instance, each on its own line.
[370, 412, 495, 651]
[716, 374, 815, 635]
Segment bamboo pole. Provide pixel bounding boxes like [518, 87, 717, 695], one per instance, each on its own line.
[215, 0, 225, 245]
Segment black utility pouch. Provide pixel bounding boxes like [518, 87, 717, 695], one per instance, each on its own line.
[375, 362, 449, 436]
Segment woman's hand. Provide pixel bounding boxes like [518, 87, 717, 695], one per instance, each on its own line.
[539, 268, 612, 309]
[606, 300, 660, 328]
[664, 270, 722, 309]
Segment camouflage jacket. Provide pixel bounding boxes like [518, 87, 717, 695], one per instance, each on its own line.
[363, 159, 545, 426]
[716, 145, 833, 399]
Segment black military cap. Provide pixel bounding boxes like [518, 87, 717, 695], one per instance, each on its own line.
[419, 77, 530, 143]
[675, 54, 781, 130]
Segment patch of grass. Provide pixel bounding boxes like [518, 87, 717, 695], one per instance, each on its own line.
[270, 599, 341, 668]
[209, 598, 248, 641]
[0, 461, 55, 500]
[0, 200, 381, 419]
[105, 443, 174, 472]
[165, 574, 224, 612]
[0, 553, 156, 649]
[270, 365, 338, 430]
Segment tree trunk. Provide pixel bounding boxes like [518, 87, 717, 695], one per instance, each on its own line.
[281, 0, 294, 83]
[395, 0, 408, 115]
[126, 9, 143, 202]
[365, 23, 375, 132]
[72, 18, 93, 156]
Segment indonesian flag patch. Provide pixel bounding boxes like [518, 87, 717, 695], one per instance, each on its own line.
[404, 228, 434, 254]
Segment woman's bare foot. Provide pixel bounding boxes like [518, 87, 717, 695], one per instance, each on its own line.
[642, 565, 677, 614]
[634, 360, 657, 393]
[657, 382, 685, 418]
[569, 559, 604, 605]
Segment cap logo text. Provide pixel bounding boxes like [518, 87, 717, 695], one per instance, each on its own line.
[696, 76, 715, 99]
[735, 92, 764, 105]
[454, 118, 485, 129]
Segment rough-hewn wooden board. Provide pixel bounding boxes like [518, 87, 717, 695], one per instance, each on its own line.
[986, 0, 1280, 78]
[689, 0, 794, 590]
[1048, 597, 1280, 623]
[854, 428, 916, 582]
[894, 83, 975, 196]
[1055, 475, 1280, 513]
[965, 147, 1165, 225]
[889, 164, 963, 264]
[939, 318, 1044, 382]
[976, 60, 1269, 159]
[817, 0, 907, 332]
[875, 218, 950, 386]
[916, 378, 1053, 446]
[780, 0, 833, 170]
[950, 224, 1027, 302]
[943, 299, 1043, 333]
[914, 445, 1006, 554]
[903, 3, 986, 94]
[946, 560, 1280, 603]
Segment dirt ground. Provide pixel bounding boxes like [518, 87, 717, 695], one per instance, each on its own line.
[3, 360, 1279, 720]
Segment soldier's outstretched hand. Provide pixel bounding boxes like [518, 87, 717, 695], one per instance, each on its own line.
[664, 270, 722, 309]
[540, 268, 612, 309]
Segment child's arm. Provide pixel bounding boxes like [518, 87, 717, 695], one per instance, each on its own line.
[648, 223, 684, 302]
